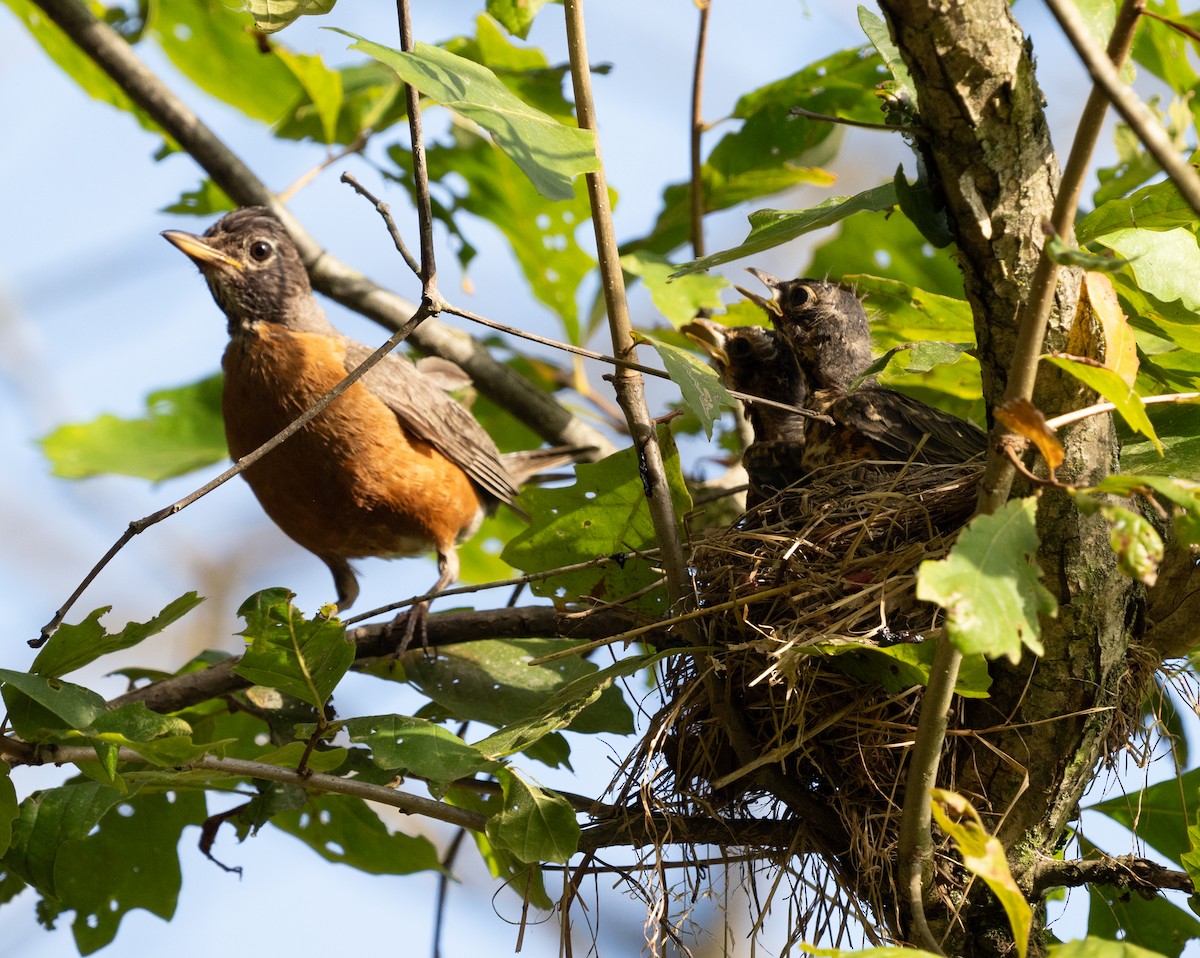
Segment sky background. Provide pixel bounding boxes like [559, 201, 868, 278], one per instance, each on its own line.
[0, 1, 1190, 955]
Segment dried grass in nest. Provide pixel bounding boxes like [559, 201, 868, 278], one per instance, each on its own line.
[630, 459, 986, 928]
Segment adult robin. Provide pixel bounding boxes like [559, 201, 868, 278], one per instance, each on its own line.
[163, 207, 579, 635]
[739, 271, 987, 471]
[682, 318, 808, 506]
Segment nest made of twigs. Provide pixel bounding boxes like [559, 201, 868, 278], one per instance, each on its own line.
[626, 458, 985, 930]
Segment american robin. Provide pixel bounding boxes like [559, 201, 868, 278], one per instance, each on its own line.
[682, 318, 808, 506]
[740, 271, 987, 471]
[162, 207, 578, 628]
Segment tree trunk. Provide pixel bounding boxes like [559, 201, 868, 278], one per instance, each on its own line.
[875, 2, 1139, 952]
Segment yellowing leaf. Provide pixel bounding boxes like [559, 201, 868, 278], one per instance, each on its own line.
[931, 790, 1032, 958]
[1044, 355, 1162, 454]
[1076, 272, 1139, 386]
[995, 398, 1064, 472]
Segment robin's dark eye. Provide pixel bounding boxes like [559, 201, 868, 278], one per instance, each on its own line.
[728, 338, 753, 359]
[784, 284, 813, 309]
[249, 240, 273, 262]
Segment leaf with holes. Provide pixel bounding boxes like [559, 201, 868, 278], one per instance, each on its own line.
[916, 498, 1056, 664]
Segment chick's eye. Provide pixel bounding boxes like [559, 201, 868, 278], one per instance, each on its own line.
[728, 338, 753, 359]
[785, 285, 813, 309]
[249, 240, 273, 262]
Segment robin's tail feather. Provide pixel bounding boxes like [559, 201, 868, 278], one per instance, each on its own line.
[501, 445, 595, 486]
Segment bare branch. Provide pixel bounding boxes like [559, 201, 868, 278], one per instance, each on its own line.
[1027, 852, 1194, 898]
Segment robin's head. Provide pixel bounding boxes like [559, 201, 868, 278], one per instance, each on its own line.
[738, 270, 871, 390]
[682, 318, 799, 397]
[163, 208, 321, 334]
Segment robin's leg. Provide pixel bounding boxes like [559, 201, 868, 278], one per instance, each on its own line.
[322, 556, 361, 611]
[392, 547, 459, 655]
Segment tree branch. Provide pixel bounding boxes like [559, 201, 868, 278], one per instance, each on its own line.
[563, 0, 692, 629]
[107, 605, 645, 714]
[1026, 852, 1194, 899]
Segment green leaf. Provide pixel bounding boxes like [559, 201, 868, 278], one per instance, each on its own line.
[471, 651, 658, 760]
[485, 768, 579, 864]
[39, 375, 227, 481]
[1087, 880, 1200, 956]
[1077, 177, 1200, 245]
[673, 183, 898, 275]
[622, 252, 728, 326]
[1088, 473, 1200, 547]
[1090, 765, 1200, 863]
[856, 341, 974, 387]
[814, 641, 991, 698]
[1119, 403, 1200, 479]
[275, 61, 406, 145]
[1050, 939, 1172, 958]
[808, 212, 965, 299]
[254, 742, 346, 773]
[4, 781, 126, 896]
[631, 46, 887, 256]
[916, 498, 1057, 664]
[858, 6, 915, 102]
[1096, 228, 1200, 311]
[894, 164, 952, 248]
[487, 0, 551, 39]
[416, 127, 595, 341]
[335, 32, 599, 200]
[232, 589, 355, 711]
[1045, 234, 1132, 272]
[149, 0, 304, 124]
[1045, 355, 1162, 453]
[160, 179, 235, 216]
[1096, 503, 1165, 586]
[391, 639, 636, 740]
[638, 332, 734, 440]
[501, 426, 692, 615]
[0, 762, 17, 858]
[274, 48, 344, 144]
[33, 593, 204, 678]
[55, 789, 206, 954]
[0, 671, 107, 737]
[445, 784, 554, 909]
[340, 715, 498, 785]
[271, 793, 442, 875]
[248, 0, 336, 34]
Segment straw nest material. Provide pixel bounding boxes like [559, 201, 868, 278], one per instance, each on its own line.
[625, 458, 986, 926]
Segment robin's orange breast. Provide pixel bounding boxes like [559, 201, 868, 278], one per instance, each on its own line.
[221, 322, 484, 562]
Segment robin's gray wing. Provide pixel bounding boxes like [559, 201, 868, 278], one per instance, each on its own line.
[341, 340, 520, 505]
[834, 388, 987, 465]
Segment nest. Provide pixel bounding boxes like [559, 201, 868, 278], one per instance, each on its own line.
[621, 459, 985, 937]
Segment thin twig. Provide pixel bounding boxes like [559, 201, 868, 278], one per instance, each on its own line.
[1044, 390, 1200, 431]
[341, 171, 421, 276]
[688, 0, 711, 260]
[564, 0, 692, 630]
[278, 128, 371, 202]
[342, 551, 658, 624]
[36, 312, 430, 645]
[788, 105, 918, 134]
[1, 742, 488, 832]
[396, 0, 437, 293]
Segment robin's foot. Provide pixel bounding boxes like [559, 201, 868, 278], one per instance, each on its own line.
[386, 601, 430, 656]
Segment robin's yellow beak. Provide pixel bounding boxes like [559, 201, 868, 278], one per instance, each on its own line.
[161, 230, 245, 271]
[681, 317, 730, 366]
[736, 267, 783, 317]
